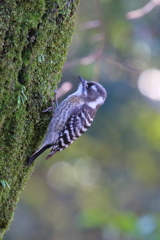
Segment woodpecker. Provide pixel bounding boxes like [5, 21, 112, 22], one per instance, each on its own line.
[28, 76, 107, 164]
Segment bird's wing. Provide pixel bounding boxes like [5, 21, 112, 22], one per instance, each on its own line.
[46, 104, 95, 159]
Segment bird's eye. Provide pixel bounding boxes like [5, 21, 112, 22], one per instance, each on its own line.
[86, 83, 93, 90]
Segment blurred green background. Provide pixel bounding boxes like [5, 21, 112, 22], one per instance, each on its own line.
[5, 0, 160, 239]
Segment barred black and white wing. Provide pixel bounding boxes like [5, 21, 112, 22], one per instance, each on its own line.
[46, 104, 96, 159]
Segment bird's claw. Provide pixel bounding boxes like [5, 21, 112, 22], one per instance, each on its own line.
[42, 90, 58, 113]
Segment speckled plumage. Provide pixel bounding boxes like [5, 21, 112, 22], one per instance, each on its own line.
[29, 76, 107, 164]
[42, 95, 84, 147]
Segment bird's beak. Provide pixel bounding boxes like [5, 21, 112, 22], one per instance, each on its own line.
[78, 76, 85, 85]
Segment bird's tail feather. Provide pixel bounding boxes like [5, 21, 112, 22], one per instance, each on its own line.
[28, 144, 52, 164]
[46, 149, 57, 160]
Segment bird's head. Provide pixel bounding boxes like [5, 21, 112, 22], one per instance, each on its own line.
[76, 76, 107, 109]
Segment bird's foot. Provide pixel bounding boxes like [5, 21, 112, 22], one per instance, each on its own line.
[42, 90, 58, 113]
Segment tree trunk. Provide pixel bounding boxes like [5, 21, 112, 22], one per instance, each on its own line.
[0, 0, 80, 238]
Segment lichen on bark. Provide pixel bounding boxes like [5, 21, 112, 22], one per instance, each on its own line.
[0, 0, 80, 238]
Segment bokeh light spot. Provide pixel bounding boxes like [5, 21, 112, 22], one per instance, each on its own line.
[57, 82, 72, 98]
[138, 69, 160, 101]
[47, 162, 75, 191]
[73, 157, 101, 186]
[138, 215, 156, 235]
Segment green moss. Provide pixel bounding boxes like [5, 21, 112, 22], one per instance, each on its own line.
[0, 0, 81, 238]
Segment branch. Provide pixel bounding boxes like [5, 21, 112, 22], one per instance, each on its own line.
[126, 0, 160, 20]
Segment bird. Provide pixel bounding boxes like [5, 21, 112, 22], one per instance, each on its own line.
[28, 76, 107, 164]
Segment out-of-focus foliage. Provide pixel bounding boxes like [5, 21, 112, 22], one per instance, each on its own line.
[4, 0, 160, 239]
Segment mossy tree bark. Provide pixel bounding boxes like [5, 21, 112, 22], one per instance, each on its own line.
[0, 0, 80, 238]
